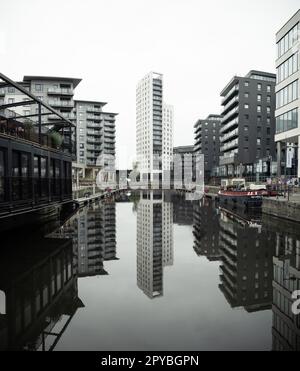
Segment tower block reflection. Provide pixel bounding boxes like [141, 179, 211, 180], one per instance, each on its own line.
[137, 191, 174, 299]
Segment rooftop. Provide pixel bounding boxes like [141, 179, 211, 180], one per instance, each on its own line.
[23, 76, 82, 88]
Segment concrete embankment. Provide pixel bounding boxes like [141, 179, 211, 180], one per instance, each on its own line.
[262, 197, 300, 223]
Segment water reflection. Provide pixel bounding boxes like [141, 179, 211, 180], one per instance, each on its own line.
[1, 191, 300, 350]
[136, 191, 174, 299]
[0, 236, 83, 351]
[218, 207, 275, 313]
[59, 201, 118, 277]
[267, 218, 300, 351]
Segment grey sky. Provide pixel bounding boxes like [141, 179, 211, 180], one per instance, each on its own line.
[1, 0, 299, 168]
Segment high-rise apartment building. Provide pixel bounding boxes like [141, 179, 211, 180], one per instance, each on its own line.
[194, 115, 222, 180]
[136, 72, 173, 187]
[219, 71, 276, 179]
[0, 76, 117, 184]
[275, 10, 300, 177]
[74, 100, 117, 182]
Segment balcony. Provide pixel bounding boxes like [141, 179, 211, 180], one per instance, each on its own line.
[49, 100, 74, 108]
[220, 138, 238, 153]
[87, 130, 102, 137]
[86, 107, 102, 113]
[220, 128, 239, 143]
[221, 107, 239, 126]
[87, 145, 102, 151]
[220, 118, 239, 134]
[222, 84, 239, 106]
[219, 153, 238, 166]
[87, 123, 101, 129]
[87, 115, 101, 121]
[222, 96, 239, 116]
[48, 88, 74, 96]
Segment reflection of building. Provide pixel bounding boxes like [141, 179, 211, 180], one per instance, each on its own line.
[172, 192, 194, 226]
[218, 209, 275, 312]
[0, 237, 84, 351]
[62, 201, 117, 278]
[193, 199, 221, 262]
[137, 191, 174, 299]
[272, 226, 300, 351]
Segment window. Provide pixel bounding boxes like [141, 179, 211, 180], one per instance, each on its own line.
[257, 94, 262, 102]
[35, 84, 43, 92]
[245, 114, 249, 120]
[8, 98, 14, 104]
[276, 108, 298, 133]
[267, 85, 271, 92]
[257, 138, 261, 145]
[244, 104, 249, 109]
[0, 150, 5, 202]
[267, 95, 271, 103]
[267, 107, 271, 114]
[257, 83, 262, 91]
[244, 93, 249, 98]
[277, 53, 299, 83]
[276, 80, 298, 108]
[277, 23, 299, 59]
[245, 81, 249, 87]
[257, 106, 262, 113]
[8, 87, 15, 93]
[12, 151, 30, 201]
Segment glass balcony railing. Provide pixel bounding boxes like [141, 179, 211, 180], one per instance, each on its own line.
[220, 138, 238, 153]
[220, 118, 239, 134]
[222, 84, 239, 105]
[48, 88, 74, 96]
[220, 128, 239, 143]
[49, 100, 74, 108]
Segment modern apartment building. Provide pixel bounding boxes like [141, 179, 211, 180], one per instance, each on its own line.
[173, 146, 195, 187]
[219, 71, 276, 179]
[194, 115, 222, 180]
[275, 10, 300, 177]
[136, 72, 173, 187]
[0, 75, 81, 158]
[74, 100, 117, 182]
[0, 75, 117, 184]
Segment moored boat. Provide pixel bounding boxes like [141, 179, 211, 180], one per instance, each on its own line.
[218, 189, 263, 209]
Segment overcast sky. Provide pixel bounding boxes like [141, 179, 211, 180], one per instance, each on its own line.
[1, 0, 299, 168]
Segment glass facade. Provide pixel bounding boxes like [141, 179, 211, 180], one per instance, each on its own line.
[276, 108, 298, 133]
[276, 80, 298, 108]
[277, 23, 299, 59]
[277, 53, 299, 83]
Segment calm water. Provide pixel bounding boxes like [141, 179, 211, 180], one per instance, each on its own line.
[0, 191, 299, 351]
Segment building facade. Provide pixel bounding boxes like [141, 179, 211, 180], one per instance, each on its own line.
[136, 72, 173, 186]
[194, 115, 222, 180]
[74, 100, 117, 184]
[0, 75, 117, 185]
[275, 10, 300, 178]
[219, 71, 276, 179]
